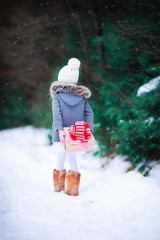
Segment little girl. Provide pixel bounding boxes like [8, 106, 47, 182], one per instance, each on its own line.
[50, 58, 93, 196]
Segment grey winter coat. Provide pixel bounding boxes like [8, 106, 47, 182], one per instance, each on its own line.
[50, 81, 94, 142]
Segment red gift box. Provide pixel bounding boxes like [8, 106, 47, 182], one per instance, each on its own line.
[63, 121, 95, 152]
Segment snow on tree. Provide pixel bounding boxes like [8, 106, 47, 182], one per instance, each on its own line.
[137, 76, 160, 96]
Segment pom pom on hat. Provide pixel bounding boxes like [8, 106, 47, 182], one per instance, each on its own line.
[68, 58, 81, 70]
[58, 58, 81, 84]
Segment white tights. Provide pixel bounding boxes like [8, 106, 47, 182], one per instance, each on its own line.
[56, 150, 78, 172]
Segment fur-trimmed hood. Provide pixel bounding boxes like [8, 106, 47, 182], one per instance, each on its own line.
[50, 81, 91, 99]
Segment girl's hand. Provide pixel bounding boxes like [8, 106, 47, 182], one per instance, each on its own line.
[58, 129, 65, 143]
[85, 128, 92, 139]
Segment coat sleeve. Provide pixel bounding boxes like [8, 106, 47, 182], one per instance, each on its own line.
[52, 93, 63, 131]
[84, 99, 94, 131]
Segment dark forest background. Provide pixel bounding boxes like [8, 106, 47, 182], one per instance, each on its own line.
[0, 0, 160, 174]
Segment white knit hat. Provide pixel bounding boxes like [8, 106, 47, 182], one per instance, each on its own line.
[58, 58, 81, 84]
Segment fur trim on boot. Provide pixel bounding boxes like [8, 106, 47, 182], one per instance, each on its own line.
[66, 170, 81, 196]
[53, 169, 66, 192]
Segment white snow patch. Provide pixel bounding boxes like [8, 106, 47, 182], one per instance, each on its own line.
[145, 117, 154, 124]
[0, 126, 160, 240]
[137, 76, 160, 96]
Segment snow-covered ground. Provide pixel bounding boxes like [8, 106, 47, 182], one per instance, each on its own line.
[0, 126, 160, 240]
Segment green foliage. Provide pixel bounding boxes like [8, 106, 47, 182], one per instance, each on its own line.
[0, 85, 31, 129]
[27, 82, 53, 129]
[88, 4, 160, 171]
[114, 84, 160, 167]
[47, 131, 52, 145]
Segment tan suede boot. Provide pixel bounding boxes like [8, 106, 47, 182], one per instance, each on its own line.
[66, 171, 81, 196]
[53, 169, 66, 192]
